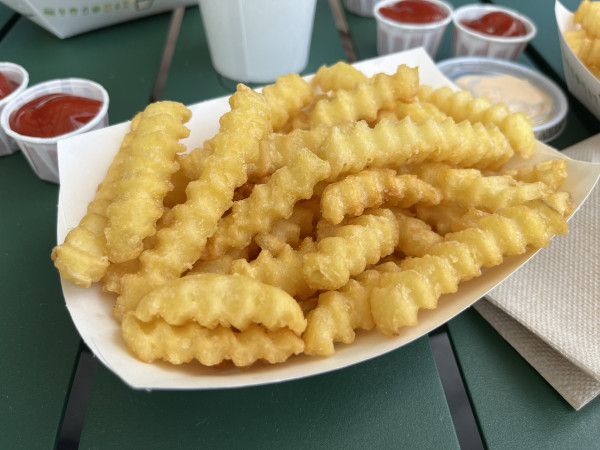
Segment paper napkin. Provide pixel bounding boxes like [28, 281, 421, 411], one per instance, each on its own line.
[478, 133, 600, 410]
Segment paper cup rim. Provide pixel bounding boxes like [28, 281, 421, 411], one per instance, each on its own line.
[0, 62, 29, 109]
[0, 78, 109, 145]
[374, 0, 453, 31]
[453, 4, 537, 44]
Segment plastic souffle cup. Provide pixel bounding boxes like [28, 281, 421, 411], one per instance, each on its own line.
[0, 78, 109, 183]
[374, 0, 453, 58]
[452, 4, 537, 60]
[198, 0, 317, 83]
[0, 62, 29, 156]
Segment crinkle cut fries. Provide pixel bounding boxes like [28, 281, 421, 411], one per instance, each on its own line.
[52, 61, 571, 369]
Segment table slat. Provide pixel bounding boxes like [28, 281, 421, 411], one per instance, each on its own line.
[0, 11, 176, 448]
[80, 337, 460, 449]
[0, 151, 81, 450]
[0, 3, 15, 31]
[448, 308, 600, 449]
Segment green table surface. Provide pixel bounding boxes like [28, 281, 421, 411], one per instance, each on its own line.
[2, 0, 599, 447]
[0, 2, 460, 449]
[80, 337, 459, 449]
[0, 2, 14, 31]
[0, 9, 176, 450]
[344, 0, 600, 447]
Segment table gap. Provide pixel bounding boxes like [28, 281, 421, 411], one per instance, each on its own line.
[56, 348, 98, 450]
[150, 7, 185, 103]
[430, 330, 485, 450]
[329, 0, 358, 62]
[0, 11, 19, 41]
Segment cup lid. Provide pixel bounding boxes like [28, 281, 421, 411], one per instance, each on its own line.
[437, 57, 568, 142]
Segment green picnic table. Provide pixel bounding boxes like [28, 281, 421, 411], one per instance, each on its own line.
[0, 1, 598, 448]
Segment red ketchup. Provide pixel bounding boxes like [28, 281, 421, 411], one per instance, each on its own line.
[0, 72, 19, 100]
[379, 0, 448, 24]
[9, 93, 102, 138]
[460, 11, 527, 37]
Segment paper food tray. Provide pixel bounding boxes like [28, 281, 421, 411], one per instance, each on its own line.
[56, 48, 600, 390]
[0, 0, 195, 38]
[556, 0, 600, 120]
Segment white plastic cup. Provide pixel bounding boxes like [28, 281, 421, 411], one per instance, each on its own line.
[374, 0, 453, 58]
[0, 63, 29, 156]
[198, 0, 317, 83]
[343, 0, 385, 17]
[452, 5, 537, 60]
[0, 78, 109, 183]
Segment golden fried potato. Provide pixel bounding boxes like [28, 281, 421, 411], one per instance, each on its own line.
[574, 0, 600, 39]
[308, 65, 419, 127]
[314, 117, 514, 181]
[410, 162, 552, 212]
[417, 85, 535, 159]
[114, 85, 272, 320]
[132, 273, 306, 336]
[262, 73, 314, 131]
[370, 201, 568, 336]
[205, 149, 330, 259]
[320, 169, 442, 224]
[231, 239, 317, 300]
[51, 113, 142, 287]
[54, 59, 574, 370]
[311, 61, 369, 92]
[302, 209, 399, 290]
[104, 101, 192, 264]
[502, 159, 568, 192]
[122, 318, 304, 366]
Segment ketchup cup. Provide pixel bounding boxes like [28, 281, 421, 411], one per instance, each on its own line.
[452, 5, 537, 60]
[0, 78, 109, 183]
[0, 62, 29, 156]
[374, 0, 453, 58]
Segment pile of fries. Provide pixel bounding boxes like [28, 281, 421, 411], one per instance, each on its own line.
[52, 61, 572, 369]
[565, 0, 600, 79]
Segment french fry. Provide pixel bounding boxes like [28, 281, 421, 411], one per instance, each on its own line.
[52, 60, 574, 370]
[302, 209, 399, 290]
[205, 149, 330, 259]
[417, 85, 536, 159]
[370, 201, 568, 336]
[51, 112, 142, 287]
[114, 85, 272, 320]
[320, 169, 442, 224]
[104, 101, 192, 263]
[308, 65, 419, 127]
[122, 319, 304, 366]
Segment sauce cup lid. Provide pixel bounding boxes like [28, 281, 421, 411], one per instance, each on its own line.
[437, 57, 568, 142]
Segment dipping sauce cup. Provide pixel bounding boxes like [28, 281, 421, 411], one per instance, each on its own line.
[452, 5, 537, 60]
[0, 62, 29, 156]
[0, 78, 109, 183]
[374, 0, 453, 58]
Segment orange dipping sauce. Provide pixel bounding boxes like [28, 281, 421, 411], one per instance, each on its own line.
[460, 11, 527, 37]
[0, 72, 19, 100]
[9, 93, 102, 138]
[379, 0, 448, 24]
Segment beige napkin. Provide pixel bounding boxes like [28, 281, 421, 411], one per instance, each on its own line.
[477, 134, 600, 410]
